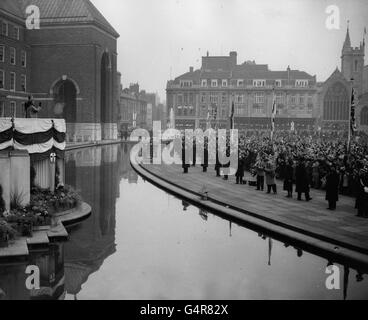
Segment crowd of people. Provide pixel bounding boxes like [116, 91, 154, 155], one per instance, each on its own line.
[232, 131, 368, 217]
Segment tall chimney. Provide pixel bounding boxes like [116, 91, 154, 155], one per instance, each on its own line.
[189, 66, 194, 73]
[230, 51, 237, 67]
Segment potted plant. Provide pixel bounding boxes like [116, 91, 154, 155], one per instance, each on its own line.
[0, 219, 16, 248]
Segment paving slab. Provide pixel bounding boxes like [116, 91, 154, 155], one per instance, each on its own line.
[141, 163, 368, 254]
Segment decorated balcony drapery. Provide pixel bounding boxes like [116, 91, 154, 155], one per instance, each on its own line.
[0, 118, 66, 161]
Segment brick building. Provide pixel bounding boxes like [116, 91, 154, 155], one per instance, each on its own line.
[0, 0, 120, 142]
[118, 83, 148, 135]
[167, 27, 368, 135]
[167, 51, 318, 133]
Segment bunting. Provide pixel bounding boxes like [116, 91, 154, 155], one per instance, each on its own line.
[0, 118, 66, 160]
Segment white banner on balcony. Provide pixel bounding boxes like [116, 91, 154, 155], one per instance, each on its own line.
[0, 118, 12, 133]
[15, 118, 53, 134]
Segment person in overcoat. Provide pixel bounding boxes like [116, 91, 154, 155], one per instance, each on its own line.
[325, 165, 340, 210]
[265, 160, 277, 194]
[283, 158, 294, 198]
[295, 158, 312, 201]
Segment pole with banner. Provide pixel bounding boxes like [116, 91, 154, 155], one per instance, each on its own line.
[271, 88, 277, 141]
[348, 78, 357, 151]
[230, 100, 235, 130]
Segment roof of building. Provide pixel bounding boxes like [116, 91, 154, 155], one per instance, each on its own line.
[0, 0, 23, 20]
[173, 59, 314, 84]
[2, 0, 119, 37]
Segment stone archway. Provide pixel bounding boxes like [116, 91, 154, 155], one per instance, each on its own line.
[53, 79, 77, 123]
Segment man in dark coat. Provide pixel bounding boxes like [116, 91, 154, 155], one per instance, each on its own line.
[236, 156, 245, 184]
[295, 158, 312, 201]
[283, 158, 294, 198]
[356, 169, 368, 218]
[325, 165, 340, 210]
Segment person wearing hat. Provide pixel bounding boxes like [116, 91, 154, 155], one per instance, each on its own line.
[283, 158, 294, 198]
[265, 160, 277, 194]
[325, 165, 340, 210]
[255, 157, 265, 191]
[356, 168, 368, 218]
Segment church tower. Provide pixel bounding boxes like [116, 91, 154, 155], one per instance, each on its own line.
[341, 23, 365, 96]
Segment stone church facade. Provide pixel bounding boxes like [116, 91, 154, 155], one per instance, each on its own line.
[318, 26, 367, 134]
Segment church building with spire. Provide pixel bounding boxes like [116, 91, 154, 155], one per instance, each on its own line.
[318, 23, 367, 133]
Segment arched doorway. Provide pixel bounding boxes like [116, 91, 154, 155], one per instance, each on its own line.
[323, 82, 349, 121]
[100, 52, 111, 126]
[53, 79, 77, 123]
[361, 106, 368, 126]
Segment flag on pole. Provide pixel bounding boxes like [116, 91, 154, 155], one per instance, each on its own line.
[271, 91, 277, 140]
[206, 110, 211, 130]
[229, 101, 235, 130]
[350, 86, 357, 138]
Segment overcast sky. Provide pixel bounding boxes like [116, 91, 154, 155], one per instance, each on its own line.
[90, 0, 368, 102]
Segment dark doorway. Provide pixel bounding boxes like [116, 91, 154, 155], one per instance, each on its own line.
[54, 80, 77, 123]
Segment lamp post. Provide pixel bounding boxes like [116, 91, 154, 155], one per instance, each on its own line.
[49, 152, 56, 194]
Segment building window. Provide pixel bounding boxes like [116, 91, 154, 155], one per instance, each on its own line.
[275, 80, 282, 87]
[221, 93, 227, 104]
[211, 79, 218, 87]
[253, 80, 266, 87]
[177, 94, 183, 106]
[210, 94, 218, 104]
[237, 79, 244, 87]
[354, 60, 358, 72]
[200, 94, 206, 103]
[10, 101, 16, 118]
[0, 101, 4, 117]
[180, 80, 192, 87]
[14, 26, 20, 40]
[21, 51, 26, 67]
[299, 95, 305, 105]
[10, 47, 16, 65]
[255, 93, 264, 104]
[323, 82, 349, 120]
[0, 46, 4, 62]
[290, 95, 296, 105]
[295, 80, 308, 87]
[0, 70, 4, 89]
[201, 79, 207, 87]
[10, 72, 16, 91]
[21, 74, 26, 92]
[2, 22, 8, 36]
[236, 94, 243, 103]
[222, 80, 228, 87]
[360, 106, 368, 125]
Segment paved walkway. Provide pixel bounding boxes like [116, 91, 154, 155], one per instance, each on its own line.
[141, 163, 368, 255]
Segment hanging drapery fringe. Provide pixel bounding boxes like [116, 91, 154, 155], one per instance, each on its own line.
[0, 118, 66, 159]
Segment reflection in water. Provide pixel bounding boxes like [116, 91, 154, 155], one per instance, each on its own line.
[0, 244, 65, 300]
[0, 143, 367, 300]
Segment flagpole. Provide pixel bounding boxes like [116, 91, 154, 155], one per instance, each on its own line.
[347, 78, 354, 152]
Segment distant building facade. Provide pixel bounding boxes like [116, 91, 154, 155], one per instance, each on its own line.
[0, 0, 120, 142]
[167, 51, 318, 133]
[118, 83, 148, 134]
[167, 27, 368, 135]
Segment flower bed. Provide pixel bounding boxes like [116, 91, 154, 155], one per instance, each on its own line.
[0, 185, 82, 240]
